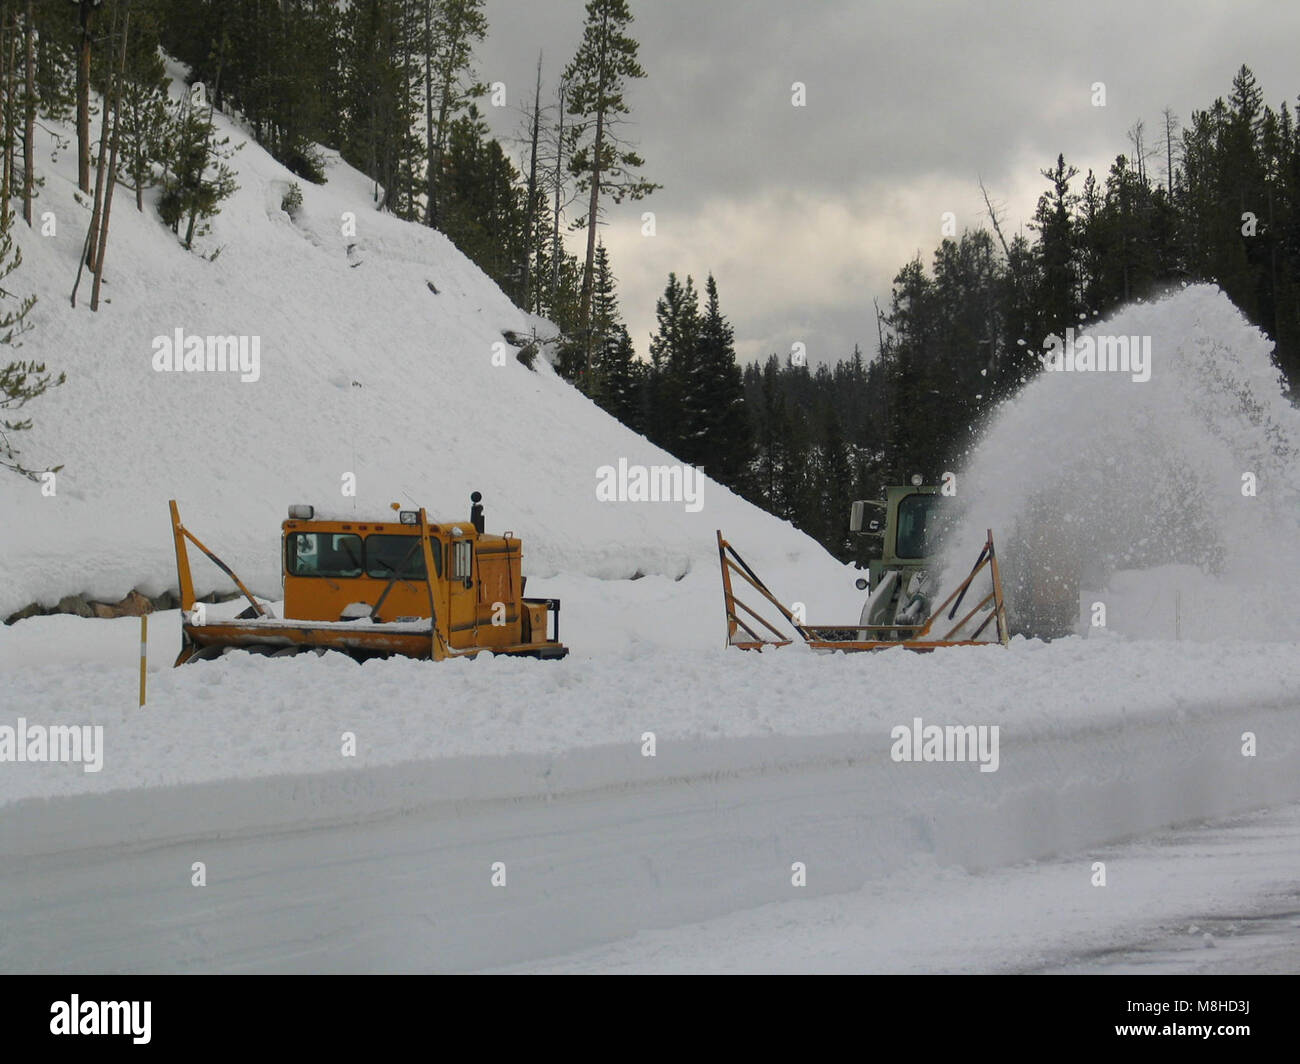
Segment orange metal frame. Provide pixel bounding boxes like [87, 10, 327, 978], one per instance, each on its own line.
[168, 501, 569, 666]
[169, 500, 457, 665]
[716, 529, 1010, 653]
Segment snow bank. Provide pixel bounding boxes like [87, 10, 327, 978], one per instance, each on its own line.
[4, 651, 1297, 970]
[4, 609, 1300, 807]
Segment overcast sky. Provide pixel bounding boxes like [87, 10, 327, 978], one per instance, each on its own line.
[476, 0, 1300, 367]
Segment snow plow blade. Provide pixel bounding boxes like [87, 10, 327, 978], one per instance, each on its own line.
[716, 529, 1010, 652]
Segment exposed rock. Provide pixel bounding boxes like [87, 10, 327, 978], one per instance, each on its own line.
[4, 602, 46, 625]
[89, 589, 153, 618]
[6, 587, 246, 624]
[57, 594, 95, 619]
[118, 590, 154, 616]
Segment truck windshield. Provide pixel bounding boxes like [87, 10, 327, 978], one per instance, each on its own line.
[366, 535, 430, 579]
[895, 494, 944, 559]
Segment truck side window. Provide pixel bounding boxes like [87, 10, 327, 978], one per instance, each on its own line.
[287, 533, 363, 577]
[452, 540, 472, 581]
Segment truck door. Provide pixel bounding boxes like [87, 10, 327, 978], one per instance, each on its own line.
[447, 536, 479, 649]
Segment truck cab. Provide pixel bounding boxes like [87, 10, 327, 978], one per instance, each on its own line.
[281, 505, 557, 652]
[849, 484, 1079, 639]
[850, 483, 948, 638]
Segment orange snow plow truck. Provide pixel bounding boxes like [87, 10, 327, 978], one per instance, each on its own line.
[168, 493, 567, 665]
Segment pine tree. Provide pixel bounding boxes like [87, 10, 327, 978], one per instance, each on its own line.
[583, 244, 643, 429]
[0, 201, 61, 480]
[562, 0, 658, 376]
[602, 325, 642, 429]
[72, 0, 105, 193]
[157, 84, 239, 248]
[114, 0, 168, 211]
[881, 257, 939, 482]
[645, 272, 700, 457]
[775, 403, 811, 523]
[31, 1, 76, 123]
[422, 0, 487, 229]
[438, 105, 527, 298]
[694, 274, 751, 491]
[814, 406, 855, 557]
[1030, 153, 1081, 338]
[753, 354, 786, 508]
[340, 0, 419, 212]
[587, 240, 621, 403]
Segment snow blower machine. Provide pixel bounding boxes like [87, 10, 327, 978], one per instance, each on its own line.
[717, 480, 1010, 652]
[169, 493, 567, 664]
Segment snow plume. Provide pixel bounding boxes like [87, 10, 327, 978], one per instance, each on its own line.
[938, 284, 1300, 641]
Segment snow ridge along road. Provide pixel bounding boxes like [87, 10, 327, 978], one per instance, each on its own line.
[3, 638, 1298, 971]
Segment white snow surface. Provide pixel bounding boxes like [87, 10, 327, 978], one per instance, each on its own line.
[512, 803, 1300, 974]
[3, 609, 1299, 806]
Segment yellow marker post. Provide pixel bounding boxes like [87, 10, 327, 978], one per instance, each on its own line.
[139, 614, 148, 707]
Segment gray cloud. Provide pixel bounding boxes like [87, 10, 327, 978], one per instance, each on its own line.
[479, 0, 1300, 365]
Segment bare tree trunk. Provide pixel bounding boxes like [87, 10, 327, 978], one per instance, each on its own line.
[1162, 107, 1178, 192]
[578, 10, 610, 378]
[2, 10, 16, 211]
[77, 0, 118, 300]
[91, 3, 129, 310]
[423, 0, 435, 225]
[428, 66, 454, 227]
[427, 6, 468, 230]
[183, 114, 212, 250]
[551, 80, 565, 309]
[182, 25, 225, 245]
[76, 0, 97, 194]
[0, 2, 9, 217]
[133, 90, 144, 211]
[579, 104, 602, 374]
[21, 0, 31, 225]
[522, 51, 542, 312]
[84, 3, 118, 271]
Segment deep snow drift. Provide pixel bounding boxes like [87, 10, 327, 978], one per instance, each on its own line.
[0, 73, 852, 624]
[939, 285, 1300, 641]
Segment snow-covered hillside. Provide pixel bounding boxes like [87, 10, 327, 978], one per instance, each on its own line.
[0, 75, 851, 625]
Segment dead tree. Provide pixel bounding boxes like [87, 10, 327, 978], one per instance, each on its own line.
[22, 0, 32, 225]
[75, 0, 103, 194]
[91, 1, 129, 311]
